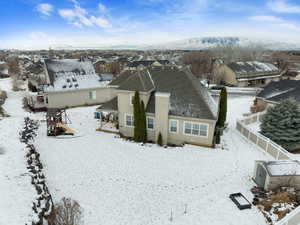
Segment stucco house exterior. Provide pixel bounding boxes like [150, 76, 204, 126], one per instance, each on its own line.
[28, 59, 116, 110]
[214, 61, 282, 87]
[97, 66, 219, 147]
[251, 79, 300, 113]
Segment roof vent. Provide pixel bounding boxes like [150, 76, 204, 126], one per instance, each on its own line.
[66, 78, 71, 82]
[62, 85, 66, 89]
[72, 77, 77, 82]
[75, 84, 79, 88]
[69, 84, 73, 88]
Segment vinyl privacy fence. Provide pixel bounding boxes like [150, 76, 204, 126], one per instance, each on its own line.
[236, 112, 300, 225]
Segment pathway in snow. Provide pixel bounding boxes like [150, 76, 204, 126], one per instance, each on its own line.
[35, 95, 270, 225]
[0, 78, 36, 225]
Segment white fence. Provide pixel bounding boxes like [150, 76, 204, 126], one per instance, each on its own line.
[236, 112, 292, 160]
[236, 113, 300, 225]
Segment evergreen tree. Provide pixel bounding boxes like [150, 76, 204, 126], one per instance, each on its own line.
[133, 91, 141, 142]
[216, 87, 227, 128]
[260, 99, 300, 152]
[140, 101, 147, 143]
[157, 132, 163, 146]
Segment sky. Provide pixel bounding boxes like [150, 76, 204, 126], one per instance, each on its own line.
[1, 0, 300, 49]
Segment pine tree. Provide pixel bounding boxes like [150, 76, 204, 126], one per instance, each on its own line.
[133, 91, 141, 142]
[216, 87, 227, 128]
[140, 100, 147, 143]
[260, 99, 300, 152]
[157, 132, 163, 146]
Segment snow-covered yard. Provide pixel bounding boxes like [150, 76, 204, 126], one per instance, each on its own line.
[33, 94, 271, 225]
[0, 78, 36, 225]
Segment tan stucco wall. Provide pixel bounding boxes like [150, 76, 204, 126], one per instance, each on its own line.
[46, 87, 116, 108]
[117, 90, 151, 138]
[167, 115, 216, 147]
[266, 175, 300, 190]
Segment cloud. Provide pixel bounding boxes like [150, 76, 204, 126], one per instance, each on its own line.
[36, 3, 54, 17]
[250, 15, 283, 22]
[267, 0, 300, 13]
[98, 3, 109, 15]
[58, 2, 111, 28]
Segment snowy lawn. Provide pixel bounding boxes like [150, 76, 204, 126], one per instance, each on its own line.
[35, 94, 272, 225]
[0, 78, 36, 225]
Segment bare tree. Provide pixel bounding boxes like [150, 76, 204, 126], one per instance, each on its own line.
[50, 197, 83, 225]
[181, 51, 214, 79]
[7, 57, 21, 91]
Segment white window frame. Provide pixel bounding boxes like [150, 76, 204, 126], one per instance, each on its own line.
[125, 114, 134, 127]
[183, 121, 208, 138]
[89, 90, 97, 100]
[146, 116, 155, 130]
[169, 119, 179, 133]
[130, 94, 133, 105]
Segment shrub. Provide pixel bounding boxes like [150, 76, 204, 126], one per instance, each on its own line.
[157, 132, 163, 146]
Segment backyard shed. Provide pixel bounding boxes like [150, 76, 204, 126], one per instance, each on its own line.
[253, 160, 300, 190]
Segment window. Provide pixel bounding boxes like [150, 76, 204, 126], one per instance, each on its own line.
[184, 122, 208, 137]
[125, 114, 134, 127]
[130, 95, 134, 105]
[169, 120, 178, 133]
[147, 117, 154, 129]
[89, 91, 96, 100]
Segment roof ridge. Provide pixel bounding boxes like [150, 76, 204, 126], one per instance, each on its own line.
[146, 69, 155, 90]
[137, 70, 146, 91]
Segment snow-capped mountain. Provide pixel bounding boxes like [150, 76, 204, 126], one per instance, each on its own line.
[145, 37, 300, 50]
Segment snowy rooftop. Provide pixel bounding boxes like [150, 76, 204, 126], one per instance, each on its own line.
[228, 61, 279, 75]
[44, 59, 108, 92]
[265, 161, 300, 176]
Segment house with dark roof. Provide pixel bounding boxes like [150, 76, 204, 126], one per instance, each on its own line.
[215, 61, 282, 87]
[30, 59, 116, 109]
[97, 66, 219, 147]
[251, 79, 300, 113]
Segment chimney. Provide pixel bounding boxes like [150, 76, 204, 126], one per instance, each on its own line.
[155, 92, 170, 145]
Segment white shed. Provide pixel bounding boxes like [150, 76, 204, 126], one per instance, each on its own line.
[253, 160, 300, 191]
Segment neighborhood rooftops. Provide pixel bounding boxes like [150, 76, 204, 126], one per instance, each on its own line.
[227, 61, 279, 76]
[43, 59, 108, 92]
[257, 79, 300, 104]
[107, 66, 218, 120]
[127, 60, 170, 68]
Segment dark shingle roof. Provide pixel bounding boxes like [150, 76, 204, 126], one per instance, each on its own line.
[109, 70, 133, 86]
[117, 69, 155, 92]
[127, 60, 170, 68]
[144, 67, 217, 120]
[97, 97, 118, 111]
[257, 80, 300, 104]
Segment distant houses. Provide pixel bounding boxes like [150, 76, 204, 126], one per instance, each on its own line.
[97, 66, 218, 147]
[251, 79, 300, 113]
[214, 61, 282, 87]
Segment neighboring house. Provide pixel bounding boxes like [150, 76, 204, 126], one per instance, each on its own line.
[126, 60, 170, 70]
[0, 62, 9, 78]
[282, 62, 300, 80]
[29, 59, 115, 109]
[97, 66, 218, 147]
[251, 79, 300, 113]
[215, 61, 282, 87]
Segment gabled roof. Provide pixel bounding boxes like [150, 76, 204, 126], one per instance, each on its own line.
[227, 61, 279, 75]
[112, 67, 217, 120]
[116, 69, 155, 92]
[43, 59, 108, 92]
[146, 67, 217, 119]
[257, 79, 300, 104]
